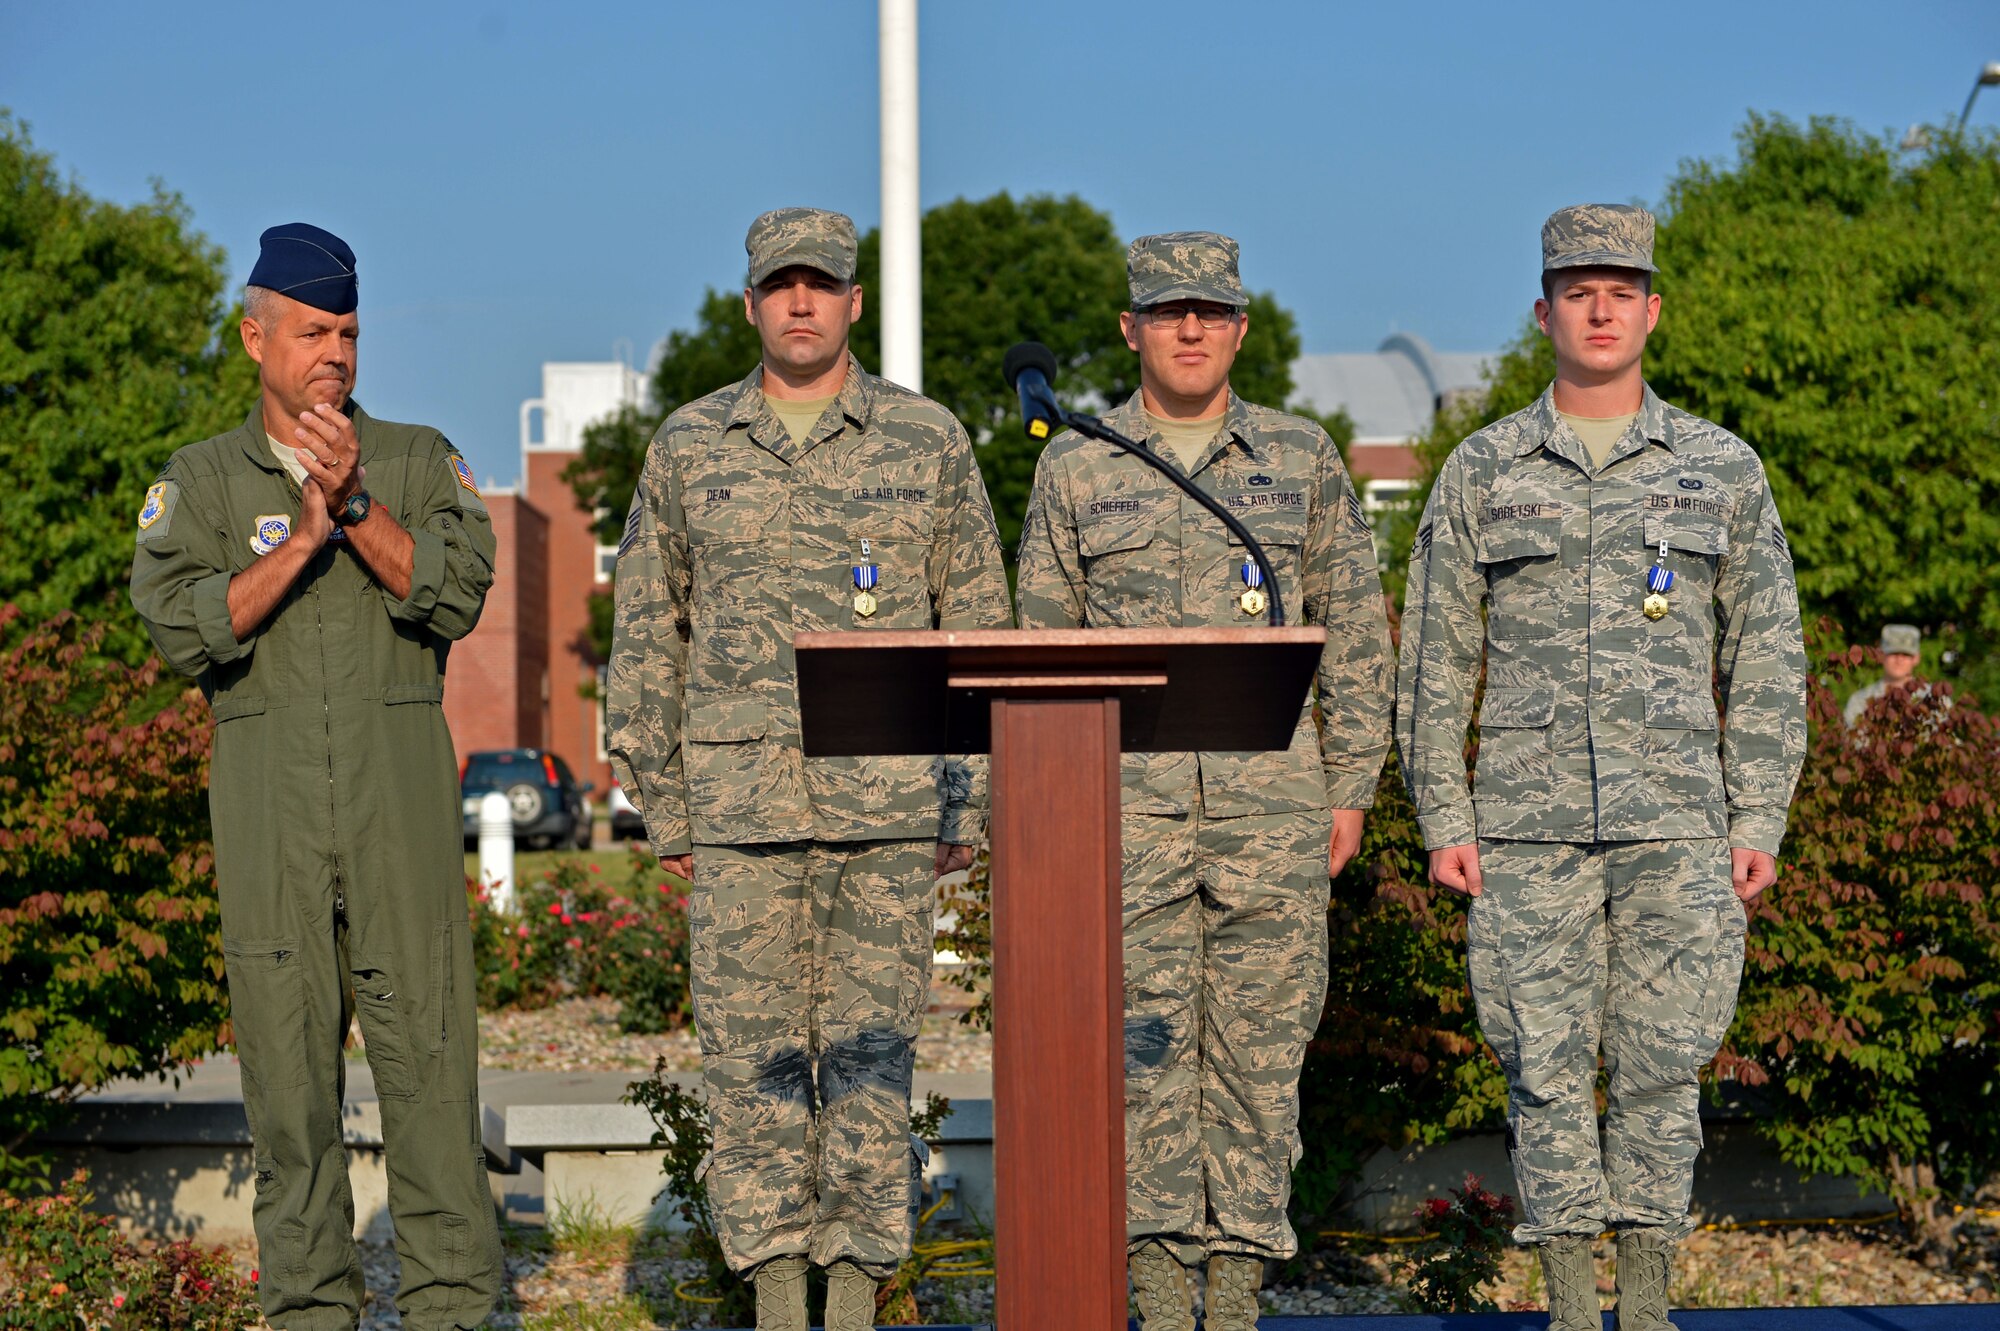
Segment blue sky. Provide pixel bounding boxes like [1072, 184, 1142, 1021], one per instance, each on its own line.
[5, 0, 1995, 488]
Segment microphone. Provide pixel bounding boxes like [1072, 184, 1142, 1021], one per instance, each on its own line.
[1003, 342, 1063, 440]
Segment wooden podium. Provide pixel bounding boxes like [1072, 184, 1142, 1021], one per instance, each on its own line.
[795, 627, 1325, 1328]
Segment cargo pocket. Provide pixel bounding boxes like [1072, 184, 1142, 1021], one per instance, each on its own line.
[351, 924, 449, 1102]
[683, 695, 776, 833]
[1474, 686, 1556, 812]
[437, 1214, 469, 1286]
[1644, 689, 1724, 807]
[221, 937, 309, 1092]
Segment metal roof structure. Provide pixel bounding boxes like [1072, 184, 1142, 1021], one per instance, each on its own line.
[1290, 332, 1495, 443]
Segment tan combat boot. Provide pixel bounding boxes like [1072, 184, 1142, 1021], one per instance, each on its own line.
[1204, 1253, 1265, 1331]
[1537, 1236, 1600, 1331]
[823, 1259, 880, 1331]
[752, 1254, 808, 1331]
[1614, 1227, 1679, 1331]
[1128, 1241, 1195, 1331]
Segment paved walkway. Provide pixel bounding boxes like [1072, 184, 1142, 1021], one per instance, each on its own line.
[85, 1056, 993, 1108]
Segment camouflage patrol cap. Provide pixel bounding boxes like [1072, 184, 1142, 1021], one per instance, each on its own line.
[1880, 623, 1921, 656]
[745, 207, 858, 285]
[1541, 203, 1659, 275]
[1127, 231, 1246, 308]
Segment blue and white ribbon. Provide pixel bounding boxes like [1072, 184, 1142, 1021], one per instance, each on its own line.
[1646, 565, 1675, 593]
[853, 563, 878, 591]
[1241, 558, 1263, 590]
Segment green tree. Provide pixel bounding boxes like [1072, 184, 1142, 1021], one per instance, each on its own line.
[1379, 115, 2000, 691]
[565, 192, 1332, 565]
[0, 115, 257, 663]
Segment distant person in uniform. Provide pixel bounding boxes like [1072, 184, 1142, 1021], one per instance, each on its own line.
[130, 223, 502, 1330]
[1844, 623, 1925, 725]
[1396, 204, 1806, 1331]
[607, 208, 1010, 1331]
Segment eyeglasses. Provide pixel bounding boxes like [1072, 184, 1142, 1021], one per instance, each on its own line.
[1139, 302, 1240, 329]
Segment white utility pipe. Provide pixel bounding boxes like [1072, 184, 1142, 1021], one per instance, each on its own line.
[879, 0, 922, 392]
[478, 792, 515, 914]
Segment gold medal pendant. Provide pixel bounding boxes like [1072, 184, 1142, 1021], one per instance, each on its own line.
[1643, 592, 1669, 621]
[1240, 588, 1268, 617]
[854, 590, 878, 618]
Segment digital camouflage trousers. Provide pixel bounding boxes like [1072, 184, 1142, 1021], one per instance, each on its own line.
[1467, 837, 1745, 1243]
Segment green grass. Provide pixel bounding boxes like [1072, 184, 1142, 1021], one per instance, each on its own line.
[548, 1192, 642, 1260]
[464, 843, 657, 887]
[521, 1295, 662, 1330]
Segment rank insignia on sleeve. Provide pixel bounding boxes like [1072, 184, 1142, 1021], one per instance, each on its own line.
[249, 515, 291, 556]
[1346, 493, 1372, 531]
[617, 503, 643, 557]
[1413, 521, 1434, 558]
[450, 456, 480, 495]
[138, 483, 167, 529]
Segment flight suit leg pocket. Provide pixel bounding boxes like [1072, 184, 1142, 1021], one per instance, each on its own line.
[351, 927, 450, 1102]
[222, 936, 310, 1093]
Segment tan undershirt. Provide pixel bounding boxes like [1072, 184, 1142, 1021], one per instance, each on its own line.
[266, 432, 308, 486]
[769, 393, 838, 444]
[1559, 410, 1639, 470]
[1144, 409, 1226, 471]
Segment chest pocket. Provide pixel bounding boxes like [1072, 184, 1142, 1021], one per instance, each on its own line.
[1643, 514, 1727, 587]
[1079, 512, 1163, 625]
[1224, 502, 1308, 602]
[1475, 517, 1563, 639]
[685, 486, 778, 614]
[845, 490, 934, 628]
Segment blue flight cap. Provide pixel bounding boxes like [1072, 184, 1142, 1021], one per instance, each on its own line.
[247, 222, 358, 314]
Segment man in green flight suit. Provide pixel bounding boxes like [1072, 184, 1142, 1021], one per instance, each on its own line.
[1396, 205, 1807, 1330]
[1015, 232, 1393, 1331]
[129, 223, 502, 1331]
[607, 207, 1010, 1331]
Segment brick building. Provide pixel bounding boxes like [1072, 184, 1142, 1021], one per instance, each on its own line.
[444, 362, 641, 796]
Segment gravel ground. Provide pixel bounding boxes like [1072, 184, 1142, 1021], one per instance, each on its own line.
[318, 1218, 2000, 1327]
[300, 980, 2000, 1323]
[475, 974, 992, 1076]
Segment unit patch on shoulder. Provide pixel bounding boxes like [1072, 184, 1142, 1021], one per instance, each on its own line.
[135, 480, 179, 544]
[249, 514, 291, 556]
[450, 456, 480, 495]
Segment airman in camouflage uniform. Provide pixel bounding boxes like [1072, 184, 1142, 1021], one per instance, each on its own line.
[607, 208, 1010, 1330]
[1016, 232, 1392, 1331]
[129, 224, 502, 1330]
[1395, 204, 1806, 1331]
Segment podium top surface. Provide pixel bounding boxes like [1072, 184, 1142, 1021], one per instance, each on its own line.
[793, 626, 1325, 756]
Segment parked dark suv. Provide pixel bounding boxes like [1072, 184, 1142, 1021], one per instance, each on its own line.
[461, 748, 594, 850]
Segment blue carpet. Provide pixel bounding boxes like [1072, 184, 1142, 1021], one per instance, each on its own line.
[750, 1312, 1999, 1330]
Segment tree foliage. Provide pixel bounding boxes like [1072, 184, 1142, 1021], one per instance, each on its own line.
[0, 115, 257, 664]
[0, 609, 227, 1172]
[1723, 631, 2000, 1254]
[564, 192, 1336, 561]
[1380, 115, 2000, 689]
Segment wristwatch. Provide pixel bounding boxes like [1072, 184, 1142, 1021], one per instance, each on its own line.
[338, 490, 373, 526]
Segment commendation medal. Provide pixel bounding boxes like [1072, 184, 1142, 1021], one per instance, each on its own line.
[1644, 538, 1674, 621]
[1238, 557, 1268, 617]
[853, 538, 879, 618]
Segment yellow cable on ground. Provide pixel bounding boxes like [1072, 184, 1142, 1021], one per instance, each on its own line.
[674, 1277, 724, 1305]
